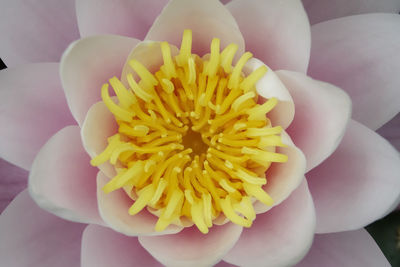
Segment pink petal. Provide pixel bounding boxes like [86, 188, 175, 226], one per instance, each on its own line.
[223, 180, 315, 267]
[145, 0, 245, 56]
[254, 131, 306, 214]
[226, 0, 311, 73]
[377, 112, 400, 152]
[82, 224, 162, 267]
[0, 159, 28, 214]
[139, 223, 243, 267]
[76, 0, 167, 39]
[60, 35, 140, 126]
[97, 172, 182, 236]
[0, 0, 79, 66]
[0, 63, 75, 170]
[302, 0, 400, 24]
[277, 70, 351, 171]
[244, 58, 294, 129]
[308, 14, 400, 130]
[297, 229, 390, 267]
[81, 101, 117, 178]
[0, 190, 85, 267]
[307, 120, 400, 233]
[29, 126, 102, 225]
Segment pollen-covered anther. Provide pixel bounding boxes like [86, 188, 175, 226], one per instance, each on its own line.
[91, 29, 288, 234]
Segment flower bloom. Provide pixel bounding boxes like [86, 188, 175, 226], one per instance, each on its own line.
[1, 0, 400, 266]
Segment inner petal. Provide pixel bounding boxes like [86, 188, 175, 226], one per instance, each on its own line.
[90, 30, 288, 234]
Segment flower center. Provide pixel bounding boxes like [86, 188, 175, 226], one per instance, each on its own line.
[90, 30, 288, 234]
[181, 129, 208, 156]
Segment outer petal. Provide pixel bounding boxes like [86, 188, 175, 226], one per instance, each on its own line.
[297, 229, 390, 267]
[0, 0, 79, 66]
[60, 35, 140, 126]
[81, 224, 162, 267]
[277, 70, 351, 171]
[307, 120, 400, 233]
[224, 180, 315, 267]
[0, 63, 75, 170]
[76, 0, 167, 39]
[0, 159, 27, 213]
[97, 172, 182, 236]
[308, 14, 400, 130]
[302, 0, 400, 24]
[0, 190, 85, 267]
[377, 112, 400, 152]
[227, 0, 311, 73]
[29, 126, 102, 224]
[244, 58, 294, 129]
[145, 0, 245, 56]
[139, 223, 243, 267]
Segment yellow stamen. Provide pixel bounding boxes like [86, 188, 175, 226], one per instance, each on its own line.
[92, 29, 288, 234]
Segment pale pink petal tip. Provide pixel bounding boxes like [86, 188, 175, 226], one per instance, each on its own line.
[82, 224, 163, 267]
[278, 70, 351, 172]
[76, 0, 167, 39]
[0, 190, 85, 267]
[60, 35, 140, 126]
[308, 120, 400, 233]
[0, 63, 75, 170]
[146, 0, 244, 56]
[309, 14, 400, 129]
[139, 222, 242, 267]
[29, 126, 102, 225]
[227, 0, 311, 73]
[297, 229, 390, 267]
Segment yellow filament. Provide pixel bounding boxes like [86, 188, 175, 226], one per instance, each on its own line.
[228, 52, 253, 90]
[176, 29, 192, 67]
[128, 59, 158, 88]
[109, 77, 136, 108]
[93, 29, 288, 234]
[220, 43, 238, 73]
[161, 78, 175, 94]
[129, 184, 155, 215]
[232, 91, 255, 112]
[187, 57, 197, 85]
[127, 73, 153, 102]
[246, 126, 283, 137]
[161, 41, 177, 79]
[240, 65, 268, 92]
[247, 97, 278, 120]
[101, 84, 134, 122]
[205, 38, 220, 77]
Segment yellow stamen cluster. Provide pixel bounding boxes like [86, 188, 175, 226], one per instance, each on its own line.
[91, 30, 288, 234]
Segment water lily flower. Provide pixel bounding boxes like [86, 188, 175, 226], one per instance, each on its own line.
[1, 0, 400, 266]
